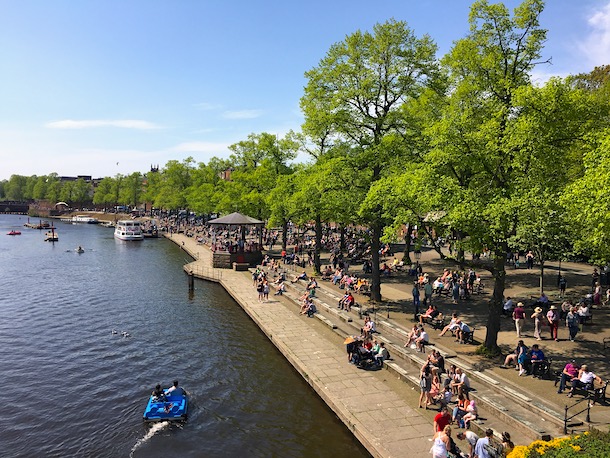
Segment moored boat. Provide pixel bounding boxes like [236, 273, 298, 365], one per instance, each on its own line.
[72, 215, 99, 224]
[143, 393, 188, 422]
[7, 230, 21, 235]
[114, 220, 144, 241]
[44, 228, 58, 242]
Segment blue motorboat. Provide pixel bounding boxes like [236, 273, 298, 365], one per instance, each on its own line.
[143, 392, 188, 422]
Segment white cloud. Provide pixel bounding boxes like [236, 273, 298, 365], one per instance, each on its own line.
[221, 109, 263, 119]
[45, 119, 161, 130]
[579, 2, 610, 67]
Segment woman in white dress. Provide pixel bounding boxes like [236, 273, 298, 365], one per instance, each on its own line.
[430, 425, 450, 458]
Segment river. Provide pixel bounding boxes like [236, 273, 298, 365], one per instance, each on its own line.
[0, 214, 369, 458]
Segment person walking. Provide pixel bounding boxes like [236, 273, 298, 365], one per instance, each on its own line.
[513, 302, 525, 338]
[547, 305, 560, 341]
[531, 306, 543, 341]
[566, 307, 579, 342]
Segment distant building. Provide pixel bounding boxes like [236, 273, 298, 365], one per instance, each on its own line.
[219, 167, 234, 181]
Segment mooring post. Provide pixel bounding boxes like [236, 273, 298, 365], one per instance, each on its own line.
[188, 271, 194, 291]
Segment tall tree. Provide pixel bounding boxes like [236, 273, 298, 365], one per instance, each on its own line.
[427, 0, 603, 351]
[93, 177, 116, 210]
[301, 19, 439, 301]
[155, 159, 194, 211]
[121, 172, 144, 208]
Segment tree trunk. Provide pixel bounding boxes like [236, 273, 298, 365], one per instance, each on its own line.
[539, 261, 545, 295]
[370, 222, 382, 302]
[484, 249, 506, 351]
[281, 220, 288, 251]
[314, 213, 322, 274]
[403, 223, 412, 264]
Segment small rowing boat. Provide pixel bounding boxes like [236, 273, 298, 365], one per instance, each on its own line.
[7, 230, 21, 235]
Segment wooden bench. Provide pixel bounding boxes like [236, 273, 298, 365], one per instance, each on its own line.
[233, 262, 250, 271]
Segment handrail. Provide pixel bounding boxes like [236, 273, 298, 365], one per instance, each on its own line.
[563, 397, 591, 434]
[186, 264, 223, 282]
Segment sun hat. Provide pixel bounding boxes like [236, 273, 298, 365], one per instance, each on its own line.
[517, 302, 524, 307]
[550, 305, 557, 310]
[534, 307, 542, 313]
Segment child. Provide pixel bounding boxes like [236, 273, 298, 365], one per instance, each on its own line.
[462, 400, 478, 428]
[437, 385, 453, 407]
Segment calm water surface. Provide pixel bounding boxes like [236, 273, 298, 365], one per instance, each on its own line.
[0, 214, 369, 458]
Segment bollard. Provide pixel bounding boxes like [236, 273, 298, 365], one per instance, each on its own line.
[188, 271, 194, 291]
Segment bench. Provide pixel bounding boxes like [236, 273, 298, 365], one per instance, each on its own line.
[570, 381, 608, 405]
[233, 262, 249, 271]
[417, 314, 446, 330]
[461, 327, 476, 345]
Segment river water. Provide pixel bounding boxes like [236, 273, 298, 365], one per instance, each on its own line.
[0, 214, 369, 458]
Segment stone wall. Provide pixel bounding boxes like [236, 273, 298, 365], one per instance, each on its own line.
[212, 251, 263, 269]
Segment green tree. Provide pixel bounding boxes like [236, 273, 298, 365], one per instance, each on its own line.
[72, 178, 92, 208]
[428, 0, 548, 350]
[427, 0, 604, 350]
[221, 133, 297, 220]
[186, 160, 225, 216]
[121, 172, 143, 208]
[59, 181, 75, 204]
[155, 159, 194, 211]
[23, 176, 37, 200]
[564, 130, 610, 265]
[510, 188, 571, 294]
[45, 174, 61, 204]
[32, 176, 48, 200]
[93, 177, 116, 209]
[4, 175, 28, 200]
[301, 18, 439, 301]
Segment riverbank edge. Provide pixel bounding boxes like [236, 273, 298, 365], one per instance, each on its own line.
[165, 233, 391, 458]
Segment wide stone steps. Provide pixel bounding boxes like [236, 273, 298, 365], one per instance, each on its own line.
[279, 275, 574, 442]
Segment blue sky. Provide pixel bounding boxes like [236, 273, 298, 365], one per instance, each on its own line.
[1, 0, 609, 180]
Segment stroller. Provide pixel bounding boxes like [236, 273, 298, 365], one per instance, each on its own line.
[351, 346, 376, 369]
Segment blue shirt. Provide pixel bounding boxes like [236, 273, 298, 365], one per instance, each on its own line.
[530, 349, 545, 361]
[474, 437, 490, 458]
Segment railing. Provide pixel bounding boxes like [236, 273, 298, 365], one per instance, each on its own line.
[563, 397, 591, 434]
[186, 264, 223, 283]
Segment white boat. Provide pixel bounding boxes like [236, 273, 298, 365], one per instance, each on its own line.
[114, 220, 144, 241]
[72, 215, 99, 224]
[45, 228, 58, 242]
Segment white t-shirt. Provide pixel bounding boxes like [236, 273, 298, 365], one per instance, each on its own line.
[580, 371, 596, 384]
[419, 331, 429, 343]
[464, 430, 479, 446]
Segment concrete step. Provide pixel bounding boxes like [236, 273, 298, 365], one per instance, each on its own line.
[264, 267, 577, 441]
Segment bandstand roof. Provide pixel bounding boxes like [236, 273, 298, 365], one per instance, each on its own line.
[207, 212, 264, 226]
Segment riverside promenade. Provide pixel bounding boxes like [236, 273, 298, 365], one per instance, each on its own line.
[165, 232, 610, 456]
[166, 233, 433, 458]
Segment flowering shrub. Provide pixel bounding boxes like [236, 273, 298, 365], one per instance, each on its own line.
[507, 430, 610, 457]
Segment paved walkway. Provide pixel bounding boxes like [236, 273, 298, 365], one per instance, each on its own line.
[170, 233, 434, 458]
[167, 234, 610, 456]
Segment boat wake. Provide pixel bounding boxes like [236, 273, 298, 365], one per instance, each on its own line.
[129, 421, 169, 457]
